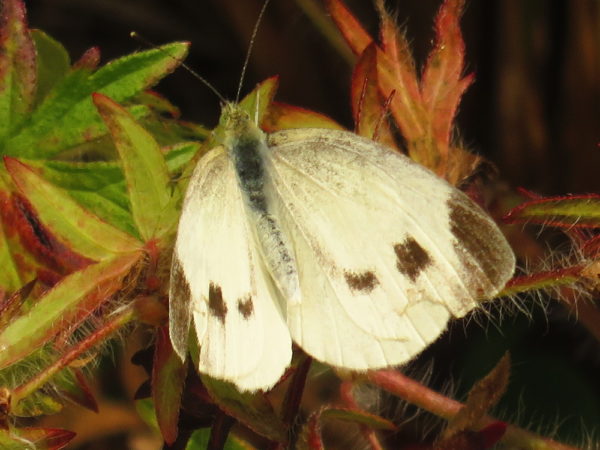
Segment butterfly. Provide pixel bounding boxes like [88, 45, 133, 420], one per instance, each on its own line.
[168, 94, 516, 392]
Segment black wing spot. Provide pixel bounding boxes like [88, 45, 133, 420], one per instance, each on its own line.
[446, 193, 505, 293]
[344, 270, 379, 293]
[208, 282, 227, 324]
[170, 258, 192, 323]
[171, 259, 191, 300]
[394, 237, 432, 281]
[237, 295, 254, 319]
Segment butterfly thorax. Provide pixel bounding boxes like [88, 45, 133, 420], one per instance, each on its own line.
[220, 103, 301, 305]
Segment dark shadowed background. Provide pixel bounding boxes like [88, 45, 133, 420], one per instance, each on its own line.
[27, 0, 599, 194]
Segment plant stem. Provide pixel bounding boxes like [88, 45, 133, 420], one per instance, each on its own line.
[367, 369, 579, 450]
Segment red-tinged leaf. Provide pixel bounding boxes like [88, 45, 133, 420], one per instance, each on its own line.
[31, 30, 70, 107]
[0, 175, 48, 290]
[10, 389, 63, 417]
[374, 12, 433, 167]
[582, 235, 600, 258]
[301, 409, 324, 450]
[9, 193, 94, 275]
[0, 278, 34, 327]
[93, 94, 177, 241]
[378, 5, 423, 108]
[0, 0, 36, 140]
[443, 354, 510, 440]
[242, 76, 279, 127]
[6, 42, 188, 159]
[350, 42, 397, 148]
[281, 355, 311, 428]
[56, 369, 98, 413]
[435, 430, 488, 450]
[5, 157, 141, 260]
[321, 407, 396, 431]
[501, 267, 583, 297]
[326, 0, 372, 56]
[184, 428, 251, 450]
[11, 305, 135, 413]
[201, 376, 287, 444]
[479, 421, 507, 448]
[73, 46, 100, 70]
[0, 387, 9, 429]
[504, 194, 600, 228]
[329, 0, 427, 153]
[421, 0, 472, 164]
[39, 428, 77, 449]
[137, 90, 181, 118]
[134, 294, 168, 326]
[299, 405, 395, 450]
[0, 218, 22, 294]
[0, 427, 75, 449]
[264, 101, 344, 132]
[0, 251, 142, 370]
[153, 326, 186, 445]
[444, 144, 483, 186]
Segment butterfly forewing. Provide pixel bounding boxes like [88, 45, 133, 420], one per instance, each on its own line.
[262, 128, 514, 370]
[170, 145, 291, 391]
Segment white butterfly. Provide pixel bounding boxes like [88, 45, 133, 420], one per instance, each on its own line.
[169, 101, 515, 392]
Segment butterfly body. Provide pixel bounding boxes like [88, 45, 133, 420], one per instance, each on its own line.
[170, 103, 515, 392]
[224, 104, 301, 305]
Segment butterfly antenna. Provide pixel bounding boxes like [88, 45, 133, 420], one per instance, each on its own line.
[130, 31, 226, 104]
[235, 0, 272, 103]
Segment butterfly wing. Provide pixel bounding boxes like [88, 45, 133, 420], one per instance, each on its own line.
[264, 129, 515, 370]
[170, 146, 292, 391]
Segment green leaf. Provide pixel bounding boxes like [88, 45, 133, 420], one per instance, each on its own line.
[0, 179, 22, 290]
[153, 326, 186, 445]
[5, 64, 95, 158]
[54, 368, 98, 412]
[0, 0, 36, 142]
[6, 157, 141, 260]
[6, 42, 189, 159]
[0, 251, 141, 369]
[504, 194, 600, 228]
[33, 159, 137, 237]
[298, 406, 395, 450]
[136, 397, 159, 431]
[12, 388, 63, 417]
[185, 429, 210, 450]
[165, 141, 201, 174]
[27, 141, 199, 238]
[201, 376, 287, 444]
[320, 407, 396, 430]
[0, 427, 75, 450]
[31, 29, 70, 107]
[501, 267, 582, 297]
[93, 94, 177, 240]
[0, 169, 41, 291]
[185, 428, 252, 450]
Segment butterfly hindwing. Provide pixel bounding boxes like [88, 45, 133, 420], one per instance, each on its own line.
[263, 128, 514, 370]
[170, 145, 292, 391]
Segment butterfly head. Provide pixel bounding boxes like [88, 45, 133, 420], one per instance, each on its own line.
[217, 102, 265, 150]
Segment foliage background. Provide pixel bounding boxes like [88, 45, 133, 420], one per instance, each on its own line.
[18, 0, 600, 448]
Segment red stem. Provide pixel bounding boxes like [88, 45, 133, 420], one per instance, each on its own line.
[367, 370, 579, 450]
